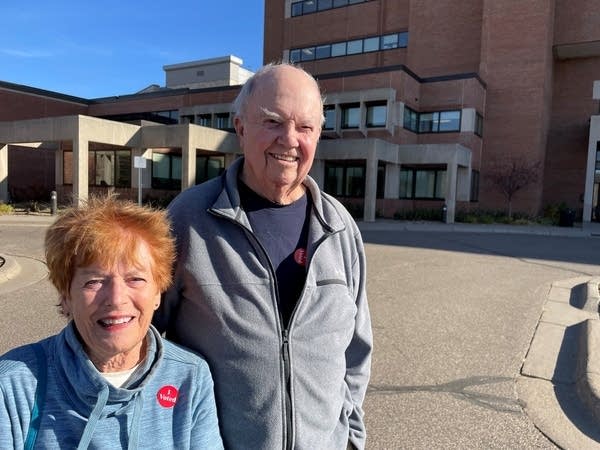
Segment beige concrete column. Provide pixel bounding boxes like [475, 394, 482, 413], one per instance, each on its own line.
[73, 137, 89, 206]
[0, 145, 7, 203]
[384, 164, 400, 199]
[363, 145, 378, 222]
[181, 130, 196, 191]
[444, 157, 458, 223]
[584, 115, 600, 222]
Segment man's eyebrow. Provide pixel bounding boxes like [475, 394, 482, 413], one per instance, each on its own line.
[259, 107, 284, 121]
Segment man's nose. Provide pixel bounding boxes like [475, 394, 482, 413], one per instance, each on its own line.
[277, 121, 299, 147]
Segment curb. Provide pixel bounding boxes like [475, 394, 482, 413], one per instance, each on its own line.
[577, 319, 600, 426]
[0, 254, 21, 283]
[519, 277, 600, 446]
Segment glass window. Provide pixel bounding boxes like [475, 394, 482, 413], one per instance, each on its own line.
[418, 112, 436, 133]
[115, 151, 131, 188]
[196, 156, 224, 185]
[415, 170, 436, 198]
[324, 106, 336, 130]
[315, 44, 331, 59]
[301, 47, 316, 61]
[325, 165, 344, 196]
[331, 42, 346, 57]
[333, 0, 348, 6]
[198, 114, 212, 127]
[347, 39, 363, 55]
[348, 0, 364, 3]
[475, 112, 483, 136]
[303, 0, 317, 14]
[470, 170, 479, 202]
[381, 34, 399, 49]
[399, 169, 413, 198]
[95, 151, 114, 186]
[435, 171, 446, 198]
[152, 153, 171, 189]
[341, 104, 360, 129]
[215, 113, 230, 130]
[291, 2, 303, 16]
[439, 111, 460, 132]
[290, 49, 301, 63]
[366, 103, 387, 127]
[346, 166, 365, 196]
[318, 0, 333, 10]
[324, 162, 365, 197]
[363, 37, 379, 52]
[403, 107, 418, 132]
[398, 32, 409, 48]
[171, 157, 182, 183]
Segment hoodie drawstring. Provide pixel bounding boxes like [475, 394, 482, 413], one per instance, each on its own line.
[77, 385, 109, 450]
[127, 392, 144, 450]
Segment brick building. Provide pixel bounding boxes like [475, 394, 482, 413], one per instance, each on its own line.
[2, 1, 600, 223]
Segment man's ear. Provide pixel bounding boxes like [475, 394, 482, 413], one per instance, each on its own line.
[234, 116, 244, 138]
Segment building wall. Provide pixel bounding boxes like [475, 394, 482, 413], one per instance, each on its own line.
[545, 57, 600, 210]
[8, 145, 56, 201]
[0, 87, 88, 121]
[87, 88, 240, 117]
[477, 0, 555, 215]
[406, 0, 483, 77]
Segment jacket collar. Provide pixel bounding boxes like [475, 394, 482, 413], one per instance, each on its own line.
[210, 156, 347, 234]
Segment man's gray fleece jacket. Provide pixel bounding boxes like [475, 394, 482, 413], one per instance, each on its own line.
[153, 157, 373, 450]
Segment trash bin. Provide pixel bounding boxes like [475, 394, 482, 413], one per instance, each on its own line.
[558, 208, 575, 227]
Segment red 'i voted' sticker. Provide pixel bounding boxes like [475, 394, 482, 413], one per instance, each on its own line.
[157, 385, 179, 408]
[294, 248, 307, 266]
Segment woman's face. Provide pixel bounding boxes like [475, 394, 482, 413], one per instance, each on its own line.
[63, 241, 161, 372]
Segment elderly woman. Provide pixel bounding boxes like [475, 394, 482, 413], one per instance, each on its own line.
[0, 196, 223, 449]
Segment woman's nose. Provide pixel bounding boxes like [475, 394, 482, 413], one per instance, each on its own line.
[104, 278, 127, 305]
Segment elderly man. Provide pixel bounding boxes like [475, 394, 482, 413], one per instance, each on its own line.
[153, 63, 372, 450]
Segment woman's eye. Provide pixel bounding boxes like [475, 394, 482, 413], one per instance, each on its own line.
[84, 279, 103, 289]
[127, 277, 147, 286]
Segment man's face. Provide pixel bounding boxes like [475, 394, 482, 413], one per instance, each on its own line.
[234, 66, 323, 204]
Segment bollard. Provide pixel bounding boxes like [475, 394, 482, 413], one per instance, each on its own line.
[50, 190, 57, 215]
[442, 204, 448, 223]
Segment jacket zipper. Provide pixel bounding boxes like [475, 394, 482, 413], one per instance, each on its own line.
[231, 220, 295, 450]
[282, 329, 293, 450]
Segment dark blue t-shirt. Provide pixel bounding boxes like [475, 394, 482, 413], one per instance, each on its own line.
[239, 181, 311, 326]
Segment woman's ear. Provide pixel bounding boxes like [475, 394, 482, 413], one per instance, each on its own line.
[60, 295, 72, 318]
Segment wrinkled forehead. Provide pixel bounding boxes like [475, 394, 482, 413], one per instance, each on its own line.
[249, 78, 322, 122]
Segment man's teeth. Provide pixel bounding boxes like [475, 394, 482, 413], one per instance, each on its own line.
[272, 154, 298, 162]
[100, 317, 133, 326]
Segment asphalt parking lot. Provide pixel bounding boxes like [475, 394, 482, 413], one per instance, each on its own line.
[2, 215, 600, 448]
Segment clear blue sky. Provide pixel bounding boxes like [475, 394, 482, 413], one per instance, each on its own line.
[0, 1, 264, 99]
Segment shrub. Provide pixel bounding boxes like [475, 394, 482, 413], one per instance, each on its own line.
[0, 203, 14, 215]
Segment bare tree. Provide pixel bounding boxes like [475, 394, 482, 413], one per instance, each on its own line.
[488, 157, 541, 218]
